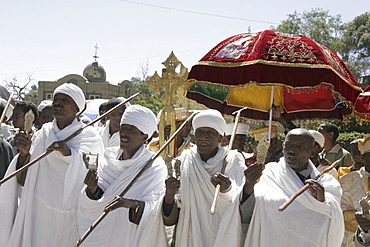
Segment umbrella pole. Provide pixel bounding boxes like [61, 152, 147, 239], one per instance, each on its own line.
[268, 86, 275, 143]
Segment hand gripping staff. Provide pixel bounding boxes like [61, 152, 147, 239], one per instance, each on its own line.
[75, 111, 198, 247]
[278, 159, 340, 212]
[0, 92, 140, 186]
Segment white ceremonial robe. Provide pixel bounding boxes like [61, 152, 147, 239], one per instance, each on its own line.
[244, 159, 344, 247]
[139, 146, 246, 247]
[78, 145, 167, 247]
[0, 119, 103, 247]
[99, 120, 120, 148]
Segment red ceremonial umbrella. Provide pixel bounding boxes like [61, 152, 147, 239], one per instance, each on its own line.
[186, 30, 362, 122]
[354, 85, 370, 121]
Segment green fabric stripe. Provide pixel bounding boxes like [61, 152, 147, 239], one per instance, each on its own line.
[188, 82, 230, 102]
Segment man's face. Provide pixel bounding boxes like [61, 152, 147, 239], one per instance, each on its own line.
[52, 93, 79, 123]
[194, 127, 221, 156]
[120, 124, 147, 152]
[10, 107, 26, 130]
[231, 134, 247, 152]
[175, 120, 192, 139]
[108, 105, 126, 130]
[311, 142, 323, 158]
[39, 107, 54, 125]
[283, 133, 314, 172]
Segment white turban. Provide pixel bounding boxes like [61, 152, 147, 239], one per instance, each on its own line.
[0, 98, 14, 120]
[309, 130, 325, 148]
[37, 100, 53, 112]
[225, 122, 250, 136]
[53, 83, 85, 114]
[193, 109, 226, 135]
[120, 105, 157, 137]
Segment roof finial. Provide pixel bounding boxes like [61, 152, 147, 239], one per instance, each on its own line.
[93, 44, 99, 61]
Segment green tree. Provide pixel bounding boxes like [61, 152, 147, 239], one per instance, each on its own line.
[24, 84, 38, 105]
[274, 9, 370, 84]
[339, 12, 370, 84]
[274, 8, 343, 50]
[131, 76, 163, 115]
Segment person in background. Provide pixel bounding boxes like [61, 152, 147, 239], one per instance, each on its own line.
[0, 104, 15, 180]
[37, 100, 53, 129]
[94, 101, 108, 127]
[225, 122, 254, 163]
[318, 123, 353, 168]
[162, 108, 193, 157]
[9, 101, 38, 154]
[340, 136, 370, 247]
[308, 130, 338, 180]
[338, 139, 365, 179]
[99, 98, 130, 149]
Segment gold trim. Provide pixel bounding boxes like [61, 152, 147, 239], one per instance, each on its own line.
[193, 59, 363, 92]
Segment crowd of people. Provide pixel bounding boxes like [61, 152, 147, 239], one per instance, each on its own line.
[0, 82, 369, 246]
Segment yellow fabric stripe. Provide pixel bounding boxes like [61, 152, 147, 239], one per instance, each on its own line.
[225, 82, 283, 112]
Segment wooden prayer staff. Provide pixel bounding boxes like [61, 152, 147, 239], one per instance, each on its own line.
[75, 111, 198, 247]
[0, 92, 140, 186]
[0, 92, 14, 125]
[210, 107, 248, 215]
[278, 160, 339, 212]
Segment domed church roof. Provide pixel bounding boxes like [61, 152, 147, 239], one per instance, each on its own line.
[83, 61, 106, 82]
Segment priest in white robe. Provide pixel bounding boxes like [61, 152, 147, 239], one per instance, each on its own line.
[78, 104, 167, 246]
[140, 109, 246, 247]
[243, 128, 344, 247]
[0, 83, 104, 247]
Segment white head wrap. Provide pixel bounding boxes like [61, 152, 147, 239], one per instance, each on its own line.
[309, 130, 325, 148]
[0, 98, 14, 120]
[225, 122, 250, 136]
[37, 100, 53, 112]
[192, 109, 226, 135]
[120, 105, 157, 137]
[53, 83, 85, 114]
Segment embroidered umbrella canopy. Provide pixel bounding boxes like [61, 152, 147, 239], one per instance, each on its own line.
[354, 85, 370, 121]
[186, 30, 362, 122]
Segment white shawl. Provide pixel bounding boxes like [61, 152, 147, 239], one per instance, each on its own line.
[78, 145, 167, 247]
[244, 159, 344, 247]
[0, 119, 103, 247]
[140, 146, 246, 247]
[98, 120, 120, 148]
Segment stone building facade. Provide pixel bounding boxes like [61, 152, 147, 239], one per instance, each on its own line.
[37, 61, 138, 104]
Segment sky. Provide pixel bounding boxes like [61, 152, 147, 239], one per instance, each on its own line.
[0, 0, 368, 88]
